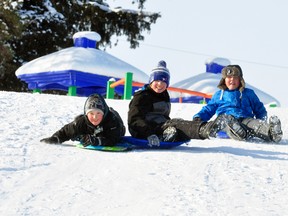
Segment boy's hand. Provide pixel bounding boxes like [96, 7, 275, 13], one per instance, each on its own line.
[147, 134, 160, 147]
[80, 135, 93, 147]
[40, 136, 60, 144]
[193, 117, 202, 122]
[80, 135, 102, 147]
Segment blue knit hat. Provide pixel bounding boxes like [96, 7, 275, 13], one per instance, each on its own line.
[149, 60, 170, 87]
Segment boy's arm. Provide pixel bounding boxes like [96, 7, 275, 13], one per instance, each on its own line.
[128, 94, 156, 138]
[41, 115, 86, 144]
[249, 91, 267, 120]
[193, 93, 219, 121]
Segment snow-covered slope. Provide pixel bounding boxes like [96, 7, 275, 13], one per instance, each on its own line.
[0, 91, 287, 216]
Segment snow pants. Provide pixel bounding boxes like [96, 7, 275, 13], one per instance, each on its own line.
[228, 117, 272, 142]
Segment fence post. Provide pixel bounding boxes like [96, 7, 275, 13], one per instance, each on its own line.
[124, 72, 133, 100]
[33, 88, 41, 93]
[106, 78, 115, 99]
[68, 86, 77, 96]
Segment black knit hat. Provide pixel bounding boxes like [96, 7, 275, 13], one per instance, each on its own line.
[217, 65, 245, 92]
[84, 93, 108, 117]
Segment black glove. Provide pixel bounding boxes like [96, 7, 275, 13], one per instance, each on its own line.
[80, 135, 92, 147]
[193, 117, 202, 122]
[40, 136, 60, 144]
[80, 135, 101, 147]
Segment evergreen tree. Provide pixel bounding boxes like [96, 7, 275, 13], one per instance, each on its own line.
[0, 0, 160, 92]
[0, 1, 24, 91]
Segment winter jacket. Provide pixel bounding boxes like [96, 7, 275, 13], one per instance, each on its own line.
[128, 85, 171, 139]
[194, 88, 267, 121]
[53, 107, 125, 146]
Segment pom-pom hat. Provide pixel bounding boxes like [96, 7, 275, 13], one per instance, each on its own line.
[149, 60, 170, 87]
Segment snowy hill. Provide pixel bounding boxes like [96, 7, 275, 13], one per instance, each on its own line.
[0, 91, 287, 216]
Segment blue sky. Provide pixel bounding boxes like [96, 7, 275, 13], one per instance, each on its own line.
[107, 0, 288, 107]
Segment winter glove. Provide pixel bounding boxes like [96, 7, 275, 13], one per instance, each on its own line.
[193, 117, 202, 122]
[147, 134, 160, 147]
[80, 135, 102, 147]
[40, 136, 60, 144]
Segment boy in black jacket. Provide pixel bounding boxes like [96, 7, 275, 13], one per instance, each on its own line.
[41, 93, 125, 146]
[128, 60, 222, 146]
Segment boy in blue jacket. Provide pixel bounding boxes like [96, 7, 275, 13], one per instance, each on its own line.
[193, 65, 283, 143]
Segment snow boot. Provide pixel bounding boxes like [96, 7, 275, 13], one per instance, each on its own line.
[269, 116, 283, 143]
[224, 115, 247, 141]
[162, 126, 177, 142]
[199, 115, 227, 139]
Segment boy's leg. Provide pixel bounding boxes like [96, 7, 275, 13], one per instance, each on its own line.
[224, 115, 247, 141]
[241, 117, 284, 143]
[162, 118, 203, 140]
[241, 116, 282, 143]
[241, 117, 269, 141]
[199, 115, 227, 139]
[162, 115, 239, 140]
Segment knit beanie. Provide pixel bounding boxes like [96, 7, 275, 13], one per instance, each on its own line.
[84, 93, 108, 116]
[217, 65, 245, 92]
[149, 60, 170, 87]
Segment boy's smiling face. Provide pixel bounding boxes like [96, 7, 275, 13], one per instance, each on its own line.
[150, 80, 168, 93]
[87, 110, 104, 126]
[225, 76, 240, 90]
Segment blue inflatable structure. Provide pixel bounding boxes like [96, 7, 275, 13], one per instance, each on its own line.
[15, 31, 148, 97]
[170, 58, 230, 103]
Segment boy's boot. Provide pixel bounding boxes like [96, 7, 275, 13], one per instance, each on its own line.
[224, 115, 247, 141]
[162, 126, 178, 142]
[199, 115, 227, 139]
[269, 116, 283, 143]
